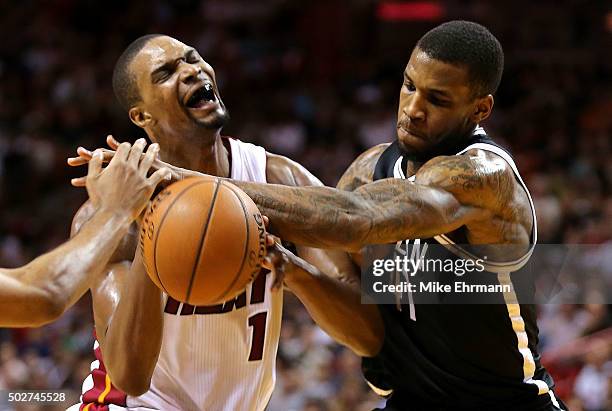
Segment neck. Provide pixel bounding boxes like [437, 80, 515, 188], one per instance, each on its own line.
[157, 131, 231, 178]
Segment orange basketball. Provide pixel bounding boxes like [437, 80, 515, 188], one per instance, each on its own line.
[139, 176, 267, 306]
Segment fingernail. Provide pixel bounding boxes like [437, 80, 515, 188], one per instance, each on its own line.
[152, 143, 160, 150]
[137, 138, 146, 144]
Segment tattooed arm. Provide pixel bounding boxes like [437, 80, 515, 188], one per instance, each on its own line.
[232, 149, 530, 251]
[69, 143, 530, 251]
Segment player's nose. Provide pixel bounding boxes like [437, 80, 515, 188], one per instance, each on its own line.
[178, 62, 202, 84]
[404, 94, 426, 122]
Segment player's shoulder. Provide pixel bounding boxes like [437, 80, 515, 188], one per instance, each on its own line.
[337, 143, 391, 191]
[357, 143, 392, 162]
[416, 148, 517, 207]
[464, 148, 516, 189]
[264, 151, 322, 187]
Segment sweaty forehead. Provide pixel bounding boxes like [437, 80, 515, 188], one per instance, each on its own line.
[405, 48, 471, 92]
[133, 36, 190, 70]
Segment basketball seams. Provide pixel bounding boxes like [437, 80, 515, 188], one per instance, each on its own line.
[216, 181, 253, 302]
[152, 179, 212, 296]
[185, 178, 221, 303]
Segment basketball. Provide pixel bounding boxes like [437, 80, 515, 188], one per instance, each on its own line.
[139, 176, 267, 306]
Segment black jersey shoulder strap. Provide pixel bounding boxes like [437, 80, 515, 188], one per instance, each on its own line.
[373, 140, 404, 181]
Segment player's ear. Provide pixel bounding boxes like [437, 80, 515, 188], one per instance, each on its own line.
[472, 94, 493, 124]
[129, 106, 154, 128]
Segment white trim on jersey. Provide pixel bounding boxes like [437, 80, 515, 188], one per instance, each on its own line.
[498, 272, 549, 395]
[393, 156, 405, 179]
[366, 380, 393, 397]
[549, 391, 562, 409]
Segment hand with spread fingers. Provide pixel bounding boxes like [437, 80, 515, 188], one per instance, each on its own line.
[87, 138, 172, 220]
[69, 135, 186, 187]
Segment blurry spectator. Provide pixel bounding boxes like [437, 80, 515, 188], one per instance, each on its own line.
[574, 339, 612, 411]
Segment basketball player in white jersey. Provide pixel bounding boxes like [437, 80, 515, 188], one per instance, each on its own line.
[0, 142, 168, 328]
[66, 35, 375, 411]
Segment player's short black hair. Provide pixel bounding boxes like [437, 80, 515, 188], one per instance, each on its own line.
[417, 21, 504, 97]
[112, 34, 164, 111]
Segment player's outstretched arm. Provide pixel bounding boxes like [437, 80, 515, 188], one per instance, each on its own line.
[265, 152, 384, 357]
[233, 152, 512, 251]
[68, 139, 521, 251]
[0, 141, 170, 328]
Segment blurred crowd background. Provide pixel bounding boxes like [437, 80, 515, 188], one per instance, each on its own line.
[0, 0, 611, 410]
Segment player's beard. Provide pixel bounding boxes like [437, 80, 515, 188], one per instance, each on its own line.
[400, 117, 477, 160]
[197, 106, 230, 130]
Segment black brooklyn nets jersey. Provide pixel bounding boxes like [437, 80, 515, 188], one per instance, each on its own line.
[362, 127, 562, 410]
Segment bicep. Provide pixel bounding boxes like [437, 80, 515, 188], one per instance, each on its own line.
[91, 262, 130, 348]
[266, 152, 324, 187]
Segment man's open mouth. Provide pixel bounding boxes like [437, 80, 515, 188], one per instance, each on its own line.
[186, 83, 216, 108]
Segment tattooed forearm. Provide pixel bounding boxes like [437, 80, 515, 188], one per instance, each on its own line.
[230, 177, 466, 251]
[232, 180, 370, 249]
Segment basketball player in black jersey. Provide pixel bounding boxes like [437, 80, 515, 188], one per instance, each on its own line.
[232, 21, 565, 411]
[71, 21, 565, 410]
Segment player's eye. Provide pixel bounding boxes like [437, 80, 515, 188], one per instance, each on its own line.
[429, 96, 450, 107]
[156, 70, 171, 82]
[404, 82, 416, 93]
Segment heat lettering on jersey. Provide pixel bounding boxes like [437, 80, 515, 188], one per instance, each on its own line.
[164, 269, 270, 315]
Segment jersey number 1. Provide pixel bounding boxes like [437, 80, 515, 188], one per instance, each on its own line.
[248, 312, 267, 361]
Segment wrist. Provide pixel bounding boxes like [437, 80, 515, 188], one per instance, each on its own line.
[94, 207, 134, 228]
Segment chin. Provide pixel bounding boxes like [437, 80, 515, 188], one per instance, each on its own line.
[197, 111, 229, 130]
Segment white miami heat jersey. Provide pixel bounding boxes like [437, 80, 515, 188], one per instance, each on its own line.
[74, 138, 283, 411]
